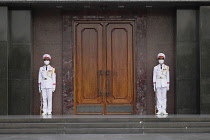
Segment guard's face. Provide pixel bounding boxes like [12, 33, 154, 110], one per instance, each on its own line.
[44, 59, 50, 65]
[158, 58, 164, 64]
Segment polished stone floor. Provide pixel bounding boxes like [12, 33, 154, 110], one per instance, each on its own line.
[1, 134, 210, 140]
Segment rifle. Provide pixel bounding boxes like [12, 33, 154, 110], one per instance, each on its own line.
[40, 91, 43, 115]
[155, 92, 157, 114]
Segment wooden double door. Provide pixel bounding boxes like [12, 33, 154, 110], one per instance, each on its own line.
[74, 21, 135, 114]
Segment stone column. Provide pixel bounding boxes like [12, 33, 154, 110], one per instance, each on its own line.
[8, 10, 32, 115]
[200, 6, 210, 114]
[0, 7, 8, 115]
[176, 10, 199, 114]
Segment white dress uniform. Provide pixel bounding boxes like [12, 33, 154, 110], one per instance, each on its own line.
[38, 54, 56, 115]
[153, 53, 170, 115]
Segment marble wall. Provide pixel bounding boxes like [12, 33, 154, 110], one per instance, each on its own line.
[146, 10, 176, 114]
[33, 9, 63, 115]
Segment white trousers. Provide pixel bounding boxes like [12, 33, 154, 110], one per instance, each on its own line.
[156, 87, 167, 113]
[42, 88, 52, 114]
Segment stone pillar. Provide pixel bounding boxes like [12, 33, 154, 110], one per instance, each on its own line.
[176, 10, 199, 114]
[8, 10, 32, 115]
[0, 7, 8, 115]
[200, 6, 210, 114]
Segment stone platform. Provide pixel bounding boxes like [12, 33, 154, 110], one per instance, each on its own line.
[0, 115, 210, 134]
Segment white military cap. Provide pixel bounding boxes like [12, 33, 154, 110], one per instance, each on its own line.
[157, 53, 165, 59]
[43, 54, 51, 60]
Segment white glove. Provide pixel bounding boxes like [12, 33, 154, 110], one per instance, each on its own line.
[167, 85, 169, 91]
[153, 84, 156, 92]
[38, 85, 42, 93]
[52, 85, 56, 92]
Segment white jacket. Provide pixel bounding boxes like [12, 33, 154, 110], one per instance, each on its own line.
[153, 64, 170, 88]
[38, 65, 56, 89]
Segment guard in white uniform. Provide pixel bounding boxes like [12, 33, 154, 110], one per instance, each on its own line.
[38, 54, 56, 115]
[153, 53, 170, 115]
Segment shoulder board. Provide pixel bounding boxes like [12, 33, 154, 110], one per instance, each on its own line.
[52, 67, 55, 73]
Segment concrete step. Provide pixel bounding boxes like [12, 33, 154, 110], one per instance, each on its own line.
[1, 115, 210, 134]
[1, 122, 210, 129]
[0, 122, 139, 128]
[1, 116, 210, 123]
[1, 127, 210, 134]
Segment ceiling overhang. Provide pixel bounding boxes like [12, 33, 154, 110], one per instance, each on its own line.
[0, 0, 210, 9]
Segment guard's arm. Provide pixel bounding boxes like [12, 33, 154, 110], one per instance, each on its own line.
[167, 66, 170, 91]
[153, 67, 156, 92]
[52, 67, 56, 92]
[38, 67, 42, 93]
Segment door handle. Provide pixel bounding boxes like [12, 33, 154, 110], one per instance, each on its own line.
[106, 70, 111, 96]
[98, 70, 103, 96]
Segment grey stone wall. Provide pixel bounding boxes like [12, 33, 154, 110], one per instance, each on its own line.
[1, 5, 210, 115]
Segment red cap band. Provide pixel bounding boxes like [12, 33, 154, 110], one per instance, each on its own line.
[44, 57, 51, 60]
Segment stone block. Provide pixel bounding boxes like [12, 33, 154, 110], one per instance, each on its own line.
[176, 42, 199, 79]
[0, 79, 8, 115]
[200, 78, 210, 114]
[176, 79, 199, 114]
[10, 10, 31, 43]
[9, 44, 31, 80]
[0, 7, 8, 41]
[200, 39, 210, 77]
[0, 42, 8, 79]
[200, 7, 210, 40]
[177, 10, 198, 42]
[8, 79, 32, 115]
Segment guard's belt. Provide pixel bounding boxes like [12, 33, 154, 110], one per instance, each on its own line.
[158, 77, 165, 79]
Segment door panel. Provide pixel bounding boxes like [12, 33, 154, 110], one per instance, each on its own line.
[75, 21, 134, 114]
[75, 23, 103, 104]
[106, 23, 134, 105]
